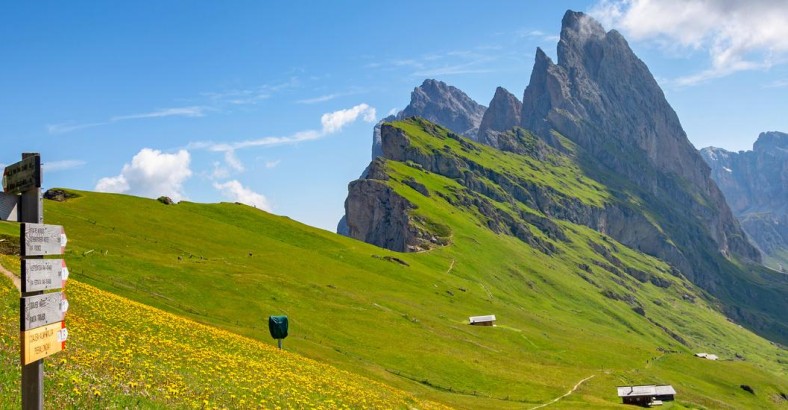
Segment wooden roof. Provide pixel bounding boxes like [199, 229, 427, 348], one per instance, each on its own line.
[616, 385, 676, 397]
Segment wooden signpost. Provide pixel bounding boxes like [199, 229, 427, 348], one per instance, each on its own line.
[2, 153, 69, 410]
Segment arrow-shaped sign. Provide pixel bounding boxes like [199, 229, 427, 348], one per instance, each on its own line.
[22, 260, 69, 293]
[2, 155, 40, 194]
[21, 223, 67, 256]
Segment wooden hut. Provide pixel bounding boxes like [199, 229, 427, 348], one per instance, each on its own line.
[468, 315, 496, 326]
[616, 385, 676, 406]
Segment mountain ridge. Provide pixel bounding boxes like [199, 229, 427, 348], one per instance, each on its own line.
[700, 131, 788, 271]
[343, 10, 785, 345]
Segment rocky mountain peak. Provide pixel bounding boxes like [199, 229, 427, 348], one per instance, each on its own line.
[478, 87, 522, 148]
[401, 79, 487, 138]
[521, 10, 760, 276]
[370, 78, 486, 158]
[753, 131, 788, 152]
[701, 131, 787, 270]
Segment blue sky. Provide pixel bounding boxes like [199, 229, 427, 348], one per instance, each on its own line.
[2, 1, 787, 231]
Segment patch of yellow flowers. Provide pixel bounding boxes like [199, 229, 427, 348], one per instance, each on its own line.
[0, 278, 450, 409]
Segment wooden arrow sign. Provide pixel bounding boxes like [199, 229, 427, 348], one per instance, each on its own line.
[22, 260, 69, 293]
[21, 321, 67, 365]
[2, 155, 40, 194]
[0, 192, 19, 221]
[21, 223, 67, 256]
[20, 292, 68, 331]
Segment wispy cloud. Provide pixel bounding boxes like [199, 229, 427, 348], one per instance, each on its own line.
[296, 87, 368, 105]
[265, 160, 281, 169]
[590, 0, 788, 86]
[297, 94, 341, 104]
[517, 29, 560, 43]
[48, 106, 207, 135]
[202, 77, 300, 106]
[766, 78, 788, 88]
[47, 122, 107, 134]
[367, 47, 509, 77]
[49, 77, 301, 135]
[110, 106, 206, 121]
[191, 103, 377, 174]
[42, 159, 86, 172]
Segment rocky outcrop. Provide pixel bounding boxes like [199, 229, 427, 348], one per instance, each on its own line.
[371, 79, 486, 159]
[700, 132, 788, 269]
[343, 158, 448, 252]
[478, 87, 522, 148]
[519, 11, 760, 284]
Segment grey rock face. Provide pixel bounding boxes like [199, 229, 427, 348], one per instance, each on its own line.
[478, 87, 522, 149]
[700, 132, 788, 269]
[370, 79, 486, 159]
[520, 10, 760, 283]
[344, 155, 448, 252]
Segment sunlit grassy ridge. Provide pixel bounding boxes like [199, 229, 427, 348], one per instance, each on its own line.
[0, 119, 783, 408]
[0, 273, 448, 409]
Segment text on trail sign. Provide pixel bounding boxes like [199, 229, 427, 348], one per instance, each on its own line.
[22, 260, 69, 293]
[21, 321, 67, 365]
[21, 292, 68, 331]
[21, 223, 67, 256]
[2, 155, 40, 194]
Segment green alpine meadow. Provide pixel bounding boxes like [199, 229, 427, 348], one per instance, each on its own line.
[1, 117, 783, 408]
[2, 5, 787, 410]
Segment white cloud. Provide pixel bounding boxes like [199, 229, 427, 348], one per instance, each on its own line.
[297, 94, 340, 104]
[320, 103, 376, 134]
[47, 122, 108, 135]
[265, 160, 281, 169]
[95, 148, 192, 201]
[49, 106, 207, 135]
[224, 150, 244, 172]
[213, 180, 271, 211]
[191, 103, 377, 155]
[42, 160, 86, 172]
[766, 78, 788, 88]
[111, 106, 206, 121]
[590, 0, 788, 85]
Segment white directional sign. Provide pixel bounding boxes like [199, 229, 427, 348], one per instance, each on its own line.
[22, 260, 68, 293]
[2, 155, 40, 194]
[21, 292, 68, 331]
[21, 223, 67, 256]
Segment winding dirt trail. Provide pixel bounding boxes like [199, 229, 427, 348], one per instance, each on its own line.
[0, 263, 21, 292]
[528, 375, 595, 410]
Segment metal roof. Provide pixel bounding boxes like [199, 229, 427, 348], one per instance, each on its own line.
[617, 385, 675, 397]
[469, 315, 496, 323]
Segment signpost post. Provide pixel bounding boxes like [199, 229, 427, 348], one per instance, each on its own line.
[2, 153, 69, 410]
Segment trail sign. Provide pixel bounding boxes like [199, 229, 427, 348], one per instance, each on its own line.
[0, 191, 19, 221]
[22, 260, 69, 293]
[21, 223, 67, 256]
[21, 321, 67, 365]
[2, 155, 40, 194]
[21, 292, 68, 331]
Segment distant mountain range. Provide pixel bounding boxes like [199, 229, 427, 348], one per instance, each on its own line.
[341, 11, 786, 343]
[701, 132, 788, 271]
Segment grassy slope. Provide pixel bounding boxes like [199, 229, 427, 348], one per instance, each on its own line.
[0, 266, 446, 409]
[0, 119, 781, 408]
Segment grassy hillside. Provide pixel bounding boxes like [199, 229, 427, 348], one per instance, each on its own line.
[0, 268, 446, 409]
[0, 119, 782, 408]
[0, 181, 773, 408]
